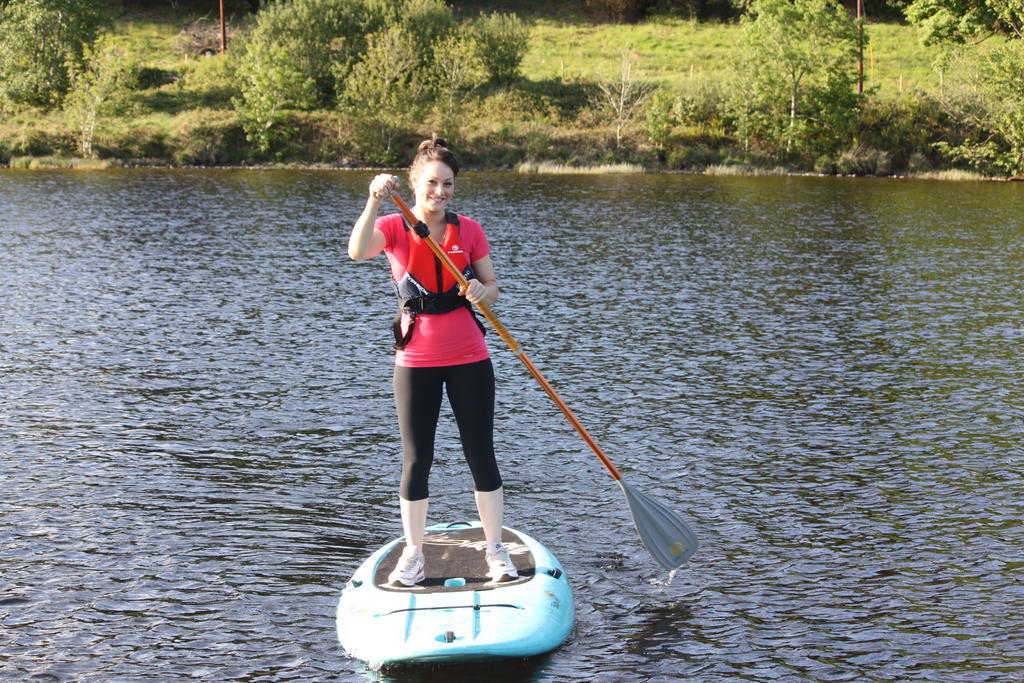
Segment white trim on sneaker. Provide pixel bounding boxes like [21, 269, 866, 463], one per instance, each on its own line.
[388, 546, 425, 586]
[485, 542, 519, 583]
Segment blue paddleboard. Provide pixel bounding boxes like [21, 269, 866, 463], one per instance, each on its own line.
[337, 521, 574, 667]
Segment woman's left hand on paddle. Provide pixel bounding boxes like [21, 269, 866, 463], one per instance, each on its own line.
[460, 278, 488, 304]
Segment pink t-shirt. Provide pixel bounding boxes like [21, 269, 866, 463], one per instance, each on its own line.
[376, 213, 491, 368]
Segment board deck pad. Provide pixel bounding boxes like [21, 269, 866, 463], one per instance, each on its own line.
[374, 525, 536, 594]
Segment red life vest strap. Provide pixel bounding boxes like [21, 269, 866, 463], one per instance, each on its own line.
[402, 212, 468, 295]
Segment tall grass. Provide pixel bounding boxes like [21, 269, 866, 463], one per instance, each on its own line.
[911, 169, 990, 181]
[516, 161, 644, 174]
[8, 156, 121, 169]
[705, 163, 788, 176]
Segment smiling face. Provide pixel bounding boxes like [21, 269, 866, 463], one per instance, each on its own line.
[410, 160, 455, 214]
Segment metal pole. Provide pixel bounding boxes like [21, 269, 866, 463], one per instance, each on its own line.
[219, 0, 227, 53]
[857, 0, 864, 94]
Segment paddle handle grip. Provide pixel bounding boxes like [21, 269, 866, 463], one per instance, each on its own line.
[390, 194, 623, 481]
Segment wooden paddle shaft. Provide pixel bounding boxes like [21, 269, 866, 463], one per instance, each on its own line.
[391, 194, 623, 482]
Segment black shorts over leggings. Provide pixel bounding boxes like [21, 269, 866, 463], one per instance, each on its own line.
[393, 358, 502, 501]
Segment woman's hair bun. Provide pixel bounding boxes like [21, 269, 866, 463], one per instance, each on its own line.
[410, 133, 458, 176]
[418, 135, 448, 153]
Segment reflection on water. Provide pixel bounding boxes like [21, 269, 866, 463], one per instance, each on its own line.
[2, 169, 1022, 681]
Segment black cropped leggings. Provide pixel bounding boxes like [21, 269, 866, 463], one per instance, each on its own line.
[393, 359, 502, 501]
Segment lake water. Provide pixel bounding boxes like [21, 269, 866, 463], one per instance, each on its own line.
[2, 169, 1022, 681]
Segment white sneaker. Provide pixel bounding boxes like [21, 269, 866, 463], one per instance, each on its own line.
[388, 546, 425, 586]
[485, 543, 519, 583]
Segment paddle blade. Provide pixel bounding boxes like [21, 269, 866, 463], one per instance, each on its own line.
[618, 479, 699, 570]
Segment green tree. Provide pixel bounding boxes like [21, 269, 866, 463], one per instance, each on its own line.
[981, 43, 1024, 174]
[242, 0, 371, 105]
[375, 0, 458, 75]
[932, 42, 1024, 175]
[432, 35, 486, 139]
[0, 0, 110, 110]
[234, 0, 457, 110]
[233, 0, 461, 157]
[730, 0, 861, 155]
[646, 89, 676, 153]
[232, 0, 368, 154]
[63, 38, 139, 157]
[234, 41, 318, 155]
[338, 25, 429, 163]
[904, 0, 1024, 174]
[903, 0, 1023, 45]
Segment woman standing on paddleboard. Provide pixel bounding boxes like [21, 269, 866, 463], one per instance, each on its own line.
[348, 136, 518, 587]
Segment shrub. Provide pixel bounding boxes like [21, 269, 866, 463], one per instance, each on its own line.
[432, 35, 487, 138]
[857, 96, 947, 170]
[388, 0, 458, 72]
[235, 0, 463, 158]
[814, 154, 836, 174]
[666, 143, 721, 170]
[646, 88, 675, 151]
[338, 25, 427, 164]
[907, 151, 933, 174]
[936, 43, 1024, 176]
[647, 83, 729, 160]
[469, 12, 529, 84]
[286, 110, 358, 163]
[236, 0, 380, 110]
[0, 125, 71, 160]
[834, 144, 891, 175]
[90, 124, 170, 161]
[236, 0, 455, 109]
[172, 109, 247, 165]
[135, 67, 178, 90]
[235, 40, 318, 156]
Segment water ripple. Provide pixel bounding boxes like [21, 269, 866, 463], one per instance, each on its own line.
[2, 170, 1022, 681]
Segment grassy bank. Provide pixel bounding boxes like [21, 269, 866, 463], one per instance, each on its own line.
[523, 18, 943, 98]
[0, 6, 1003, 175]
